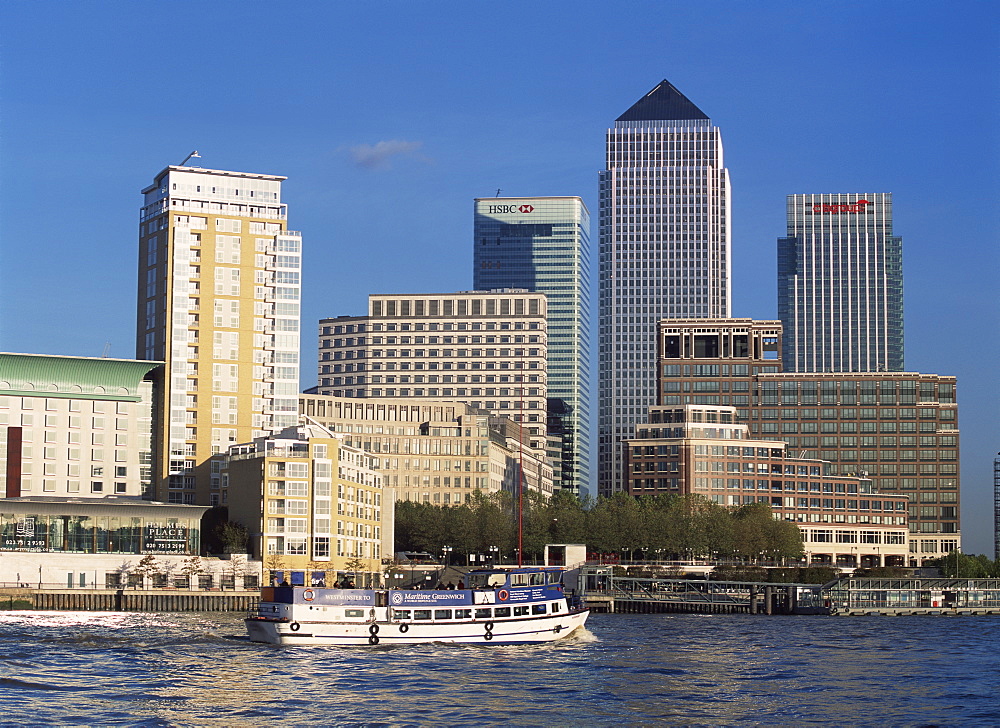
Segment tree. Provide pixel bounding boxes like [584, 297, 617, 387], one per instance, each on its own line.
[264, 553, 286, 584]
[134, 554, 161, 587]
[217, 521, 249, 555]
[179, 556, 204, 587]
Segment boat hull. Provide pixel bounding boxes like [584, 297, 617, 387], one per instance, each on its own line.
[245, 609, 589, 646]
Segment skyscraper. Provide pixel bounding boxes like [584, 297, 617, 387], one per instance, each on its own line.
[473, 197, 591, 496]
[597, 79, 731, 496]
[778, 193, 903, 373]
[137, 164, 302, 505]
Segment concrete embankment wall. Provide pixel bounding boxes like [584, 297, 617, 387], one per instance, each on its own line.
[0, 589, 255, 612]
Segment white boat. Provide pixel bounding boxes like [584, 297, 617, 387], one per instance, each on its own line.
[245, 566, 589, 646]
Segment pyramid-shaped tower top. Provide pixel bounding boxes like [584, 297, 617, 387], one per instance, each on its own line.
[616, 79, 709, 122]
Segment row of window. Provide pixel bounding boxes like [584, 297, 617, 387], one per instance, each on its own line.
[390, 603, 558, 622]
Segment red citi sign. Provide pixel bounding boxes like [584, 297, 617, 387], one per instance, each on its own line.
[810, 200, 871, 214]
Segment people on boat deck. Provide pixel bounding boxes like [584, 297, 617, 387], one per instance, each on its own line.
[435, 581, 446, 590]
[342, 578, 355, 588]
[457, 579, 465, 590]
[333, 580, 341, 588]
[447, 581, 456, 590]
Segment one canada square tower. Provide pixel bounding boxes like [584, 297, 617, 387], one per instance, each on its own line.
[598, 80, 731, 496]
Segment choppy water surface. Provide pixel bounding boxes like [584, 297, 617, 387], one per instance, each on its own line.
[0, 610, 997, 726]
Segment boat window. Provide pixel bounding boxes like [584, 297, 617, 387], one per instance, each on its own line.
[345, 609, 365, 618]
[513, 606, 529, 616]
[494, 607, 511, 618]
[548, 572, 562, 584]
[468, 572, 507, 589]
[551, 603, 561, 612]
[455, 609, 472, 619]
[475, 608, 492, 619]
[434, 609, 453, 620]
[532, 604, 547, 615]
[529, 573, 544, 585]
[511, 573, 529, 586]
[413, 609, 432, 620]
[394, 610, 412, 620]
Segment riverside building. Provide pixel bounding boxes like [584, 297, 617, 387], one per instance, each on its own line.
[655, 318, 959, 564]
[225, 419, 390, 586]
[299, 394, 553, 503]
[136, 163, 302, 506]
[0, 353, 159, 500]
[625, 404, 909, 567]
[778, 193, 904, 373]
[317, 290, 549, 457]
[473, 197, 591, 495]
[598, 79, 732, 497]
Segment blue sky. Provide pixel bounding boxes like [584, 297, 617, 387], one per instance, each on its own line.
[1, 1, 997, 553]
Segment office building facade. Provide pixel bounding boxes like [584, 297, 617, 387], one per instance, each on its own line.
[317, 290, 549, 455]
[654, 318, 959, 564]
[598, 79, 732, 496]
[300, 394, 554, 504]
[473, 197, 591, 495]
[137, 165, 302, 505]
[778, 193, 903, 373]
[625, 404, 909, 567]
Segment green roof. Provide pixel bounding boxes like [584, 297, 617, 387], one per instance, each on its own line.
[0, 353, 161, 402]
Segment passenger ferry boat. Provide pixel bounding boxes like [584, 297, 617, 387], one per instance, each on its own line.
[245, 566, 589, 646]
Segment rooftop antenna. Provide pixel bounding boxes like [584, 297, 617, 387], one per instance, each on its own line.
[495, 188, 502, 197]
[178, 150, 201, 166]
[101, 342, 111, 358]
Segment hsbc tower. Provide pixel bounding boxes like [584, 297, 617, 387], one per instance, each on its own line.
[474, 196, 592, 496]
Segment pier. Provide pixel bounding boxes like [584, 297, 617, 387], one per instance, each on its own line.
[580, 569, 820, 615]
[0, 587, 256, 613]
[824, 576, 1000, 616]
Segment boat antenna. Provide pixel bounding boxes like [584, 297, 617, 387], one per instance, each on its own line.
[518, 358, 524, 567]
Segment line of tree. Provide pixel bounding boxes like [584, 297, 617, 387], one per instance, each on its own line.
[930, 551, 1000, 578]
[394, 491, 804, 563]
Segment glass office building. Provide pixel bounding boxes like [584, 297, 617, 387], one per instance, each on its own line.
[474, 197, 591, 496]
[597, 79, 731, 496]
[778, 193, 903, 373]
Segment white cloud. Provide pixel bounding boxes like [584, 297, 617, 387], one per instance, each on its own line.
[348, 139, 425, 169]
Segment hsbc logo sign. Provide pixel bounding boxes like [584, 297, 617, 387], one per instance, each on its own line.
[487, 204, 534, 214]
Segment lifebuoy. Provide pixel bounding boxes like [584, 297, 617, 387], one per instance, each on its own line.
[498, 590, 509, 601]
[289, 622, 301, 632]
[369, 635, 379, 645]
[303, 589, 315, 602]
[399, 623, 409, 633]
[369, 624, 379, 635]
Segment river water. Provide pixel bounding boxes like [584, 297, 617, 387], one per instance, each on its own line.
[0, 610, 997, 726]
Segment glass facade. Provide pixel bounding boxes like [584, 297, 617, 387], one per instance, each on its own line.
[0, 511, 201, 555]
[473, 197, 591, 495]
[598, 80, 732, 496]
[778, 193, 903, 373]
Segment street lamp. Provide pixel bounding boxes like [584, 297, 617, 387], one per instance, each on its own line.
[488, 545, 498, 565]
[442, 545, 453, 568]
